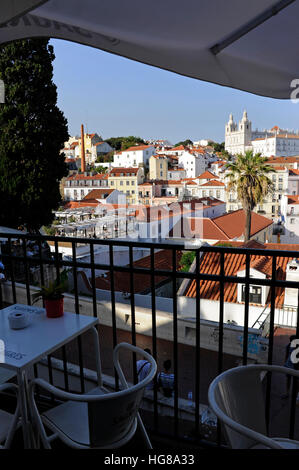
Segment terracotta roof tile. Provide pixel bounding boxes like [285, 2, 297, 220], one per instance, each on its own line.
[122, 145, 153, 152]
[109, 167, 139, 176]
[82, 189, 114, 200]
[200, 180, 225, 187]
[80, 250, 182, 294]
[185, 242, 294, 307]
[212, 209, 273, 238]
[287, 195, 299, 204]
[198, 171, 219, 179]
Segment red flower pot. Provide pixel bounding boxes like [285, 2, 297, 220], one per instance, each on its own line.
[44, 297, 64, 318]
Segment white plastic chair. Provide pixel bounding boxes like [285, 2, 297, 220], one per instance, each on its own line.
[0, 383, 20, 449]
[28, 343, 157, 449]
[208, 364, 299, 449]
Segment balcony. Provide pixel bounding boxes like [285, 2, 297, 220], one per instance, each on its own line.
[0, 233, 299, 449]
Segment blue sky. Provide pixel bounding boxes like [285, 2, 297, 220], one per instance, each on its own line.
[51, 39, 299, 145]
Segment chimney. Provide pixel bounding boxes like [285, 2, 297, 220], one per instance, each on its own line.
[81, 124, 86, 173]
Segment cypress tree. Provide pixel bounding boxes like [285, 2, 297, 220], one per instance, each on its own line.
[0, 38, 69, 231]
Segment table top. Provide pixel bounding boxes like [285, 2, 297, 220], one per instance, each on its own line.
[0, 304, 98, 371]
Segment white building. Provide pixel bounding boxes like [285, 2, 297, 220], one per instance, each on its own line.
[193, 139, 211, 147]
[225, 110, 299, 156]
[224, 165, 288, 220]
[91, 141, 114, 160]
[167, 168, 186, 180]
[113, 145, 155, 168]
[252, 134, 299, 157]
[287, 168, 299, 195]
[64, 173, 108, 201]
[178, 151, 206, 178]
[280, 194, 299, 243]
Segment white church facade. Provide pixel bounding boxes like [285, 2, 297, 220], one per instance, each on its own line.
[224, 110, 267, 155]
[225, 111, 299, 156]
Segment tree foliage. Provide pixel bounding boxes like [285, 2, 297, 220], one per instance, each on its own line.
[208, 141, 227, 153]
[0, 38, 69, 231]
[179, 251, 196, 272]
[106, 136, 145, 151]
[174, 139, 193, 148]
[225, 151, 274, 241]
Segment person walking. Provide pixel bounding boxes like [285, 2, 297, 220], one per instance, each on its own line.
[157, 359, 175, 398]
[0, 258, 6, 283]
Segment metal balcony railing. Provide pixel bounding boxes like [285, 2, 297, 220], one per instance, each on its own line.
[0, 232, 299, 446]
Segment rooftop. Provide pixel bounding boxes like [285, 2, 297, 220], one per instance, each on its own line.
[184, 241, 297, 307]
[80, 249, 182, 294]
[66, 173, 108, 181]
[169, 209, 272, 240]
[286, 195, 299, 205]
[82, 189, 114, 200]
[109, 167, 140, 176]
[200, 180, 225, 187]
[197, 171, 219, 179]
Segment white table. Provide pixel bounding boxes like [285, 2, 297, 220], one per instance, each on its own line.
[0, 304, 101, 448]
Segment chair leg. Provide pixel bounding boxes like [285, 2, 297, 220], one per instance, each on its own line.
[4, 409, 21, 449]
[137, 413, 152, 449]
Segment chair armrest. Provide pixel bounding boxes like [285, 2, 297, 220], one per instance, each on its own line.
[28, 378, 98, 402]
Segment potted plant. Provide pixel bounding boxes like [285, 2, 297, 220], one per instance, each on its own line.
[32, 270, 68, 318]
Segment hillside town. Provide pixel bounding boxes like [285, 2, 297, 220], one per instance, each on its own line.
[55, 111, 299, 247]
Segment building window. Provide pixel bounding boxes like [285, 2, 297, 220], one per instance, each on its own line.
[241, 285, 262, 304]
[126, 181, 130, 186]
[291, 218, 295, 224]
[120, 181, 123, 186]
[110, 181, 114, 186]
[131, 181, 134, 185]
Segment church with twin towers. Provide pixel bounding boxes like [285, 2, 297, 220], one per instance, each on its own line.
[224, 110, 299, 157]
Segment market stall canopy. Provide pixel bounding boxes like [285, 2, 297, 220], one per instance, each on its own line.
[0, 0, 298, 98]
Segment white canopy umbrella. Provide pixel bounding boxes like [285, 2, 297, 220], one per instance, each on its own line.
[0, 0, 298, 99]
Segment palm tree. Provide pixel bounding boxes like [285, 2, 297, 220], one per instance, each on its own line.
[225, 151, 274, 241]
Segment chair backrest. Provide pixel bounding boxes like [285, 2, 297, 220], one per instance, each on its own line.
[87, 386, 145, 447]
[208, 365, 268, 449]
[88, 342, 156, 447]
